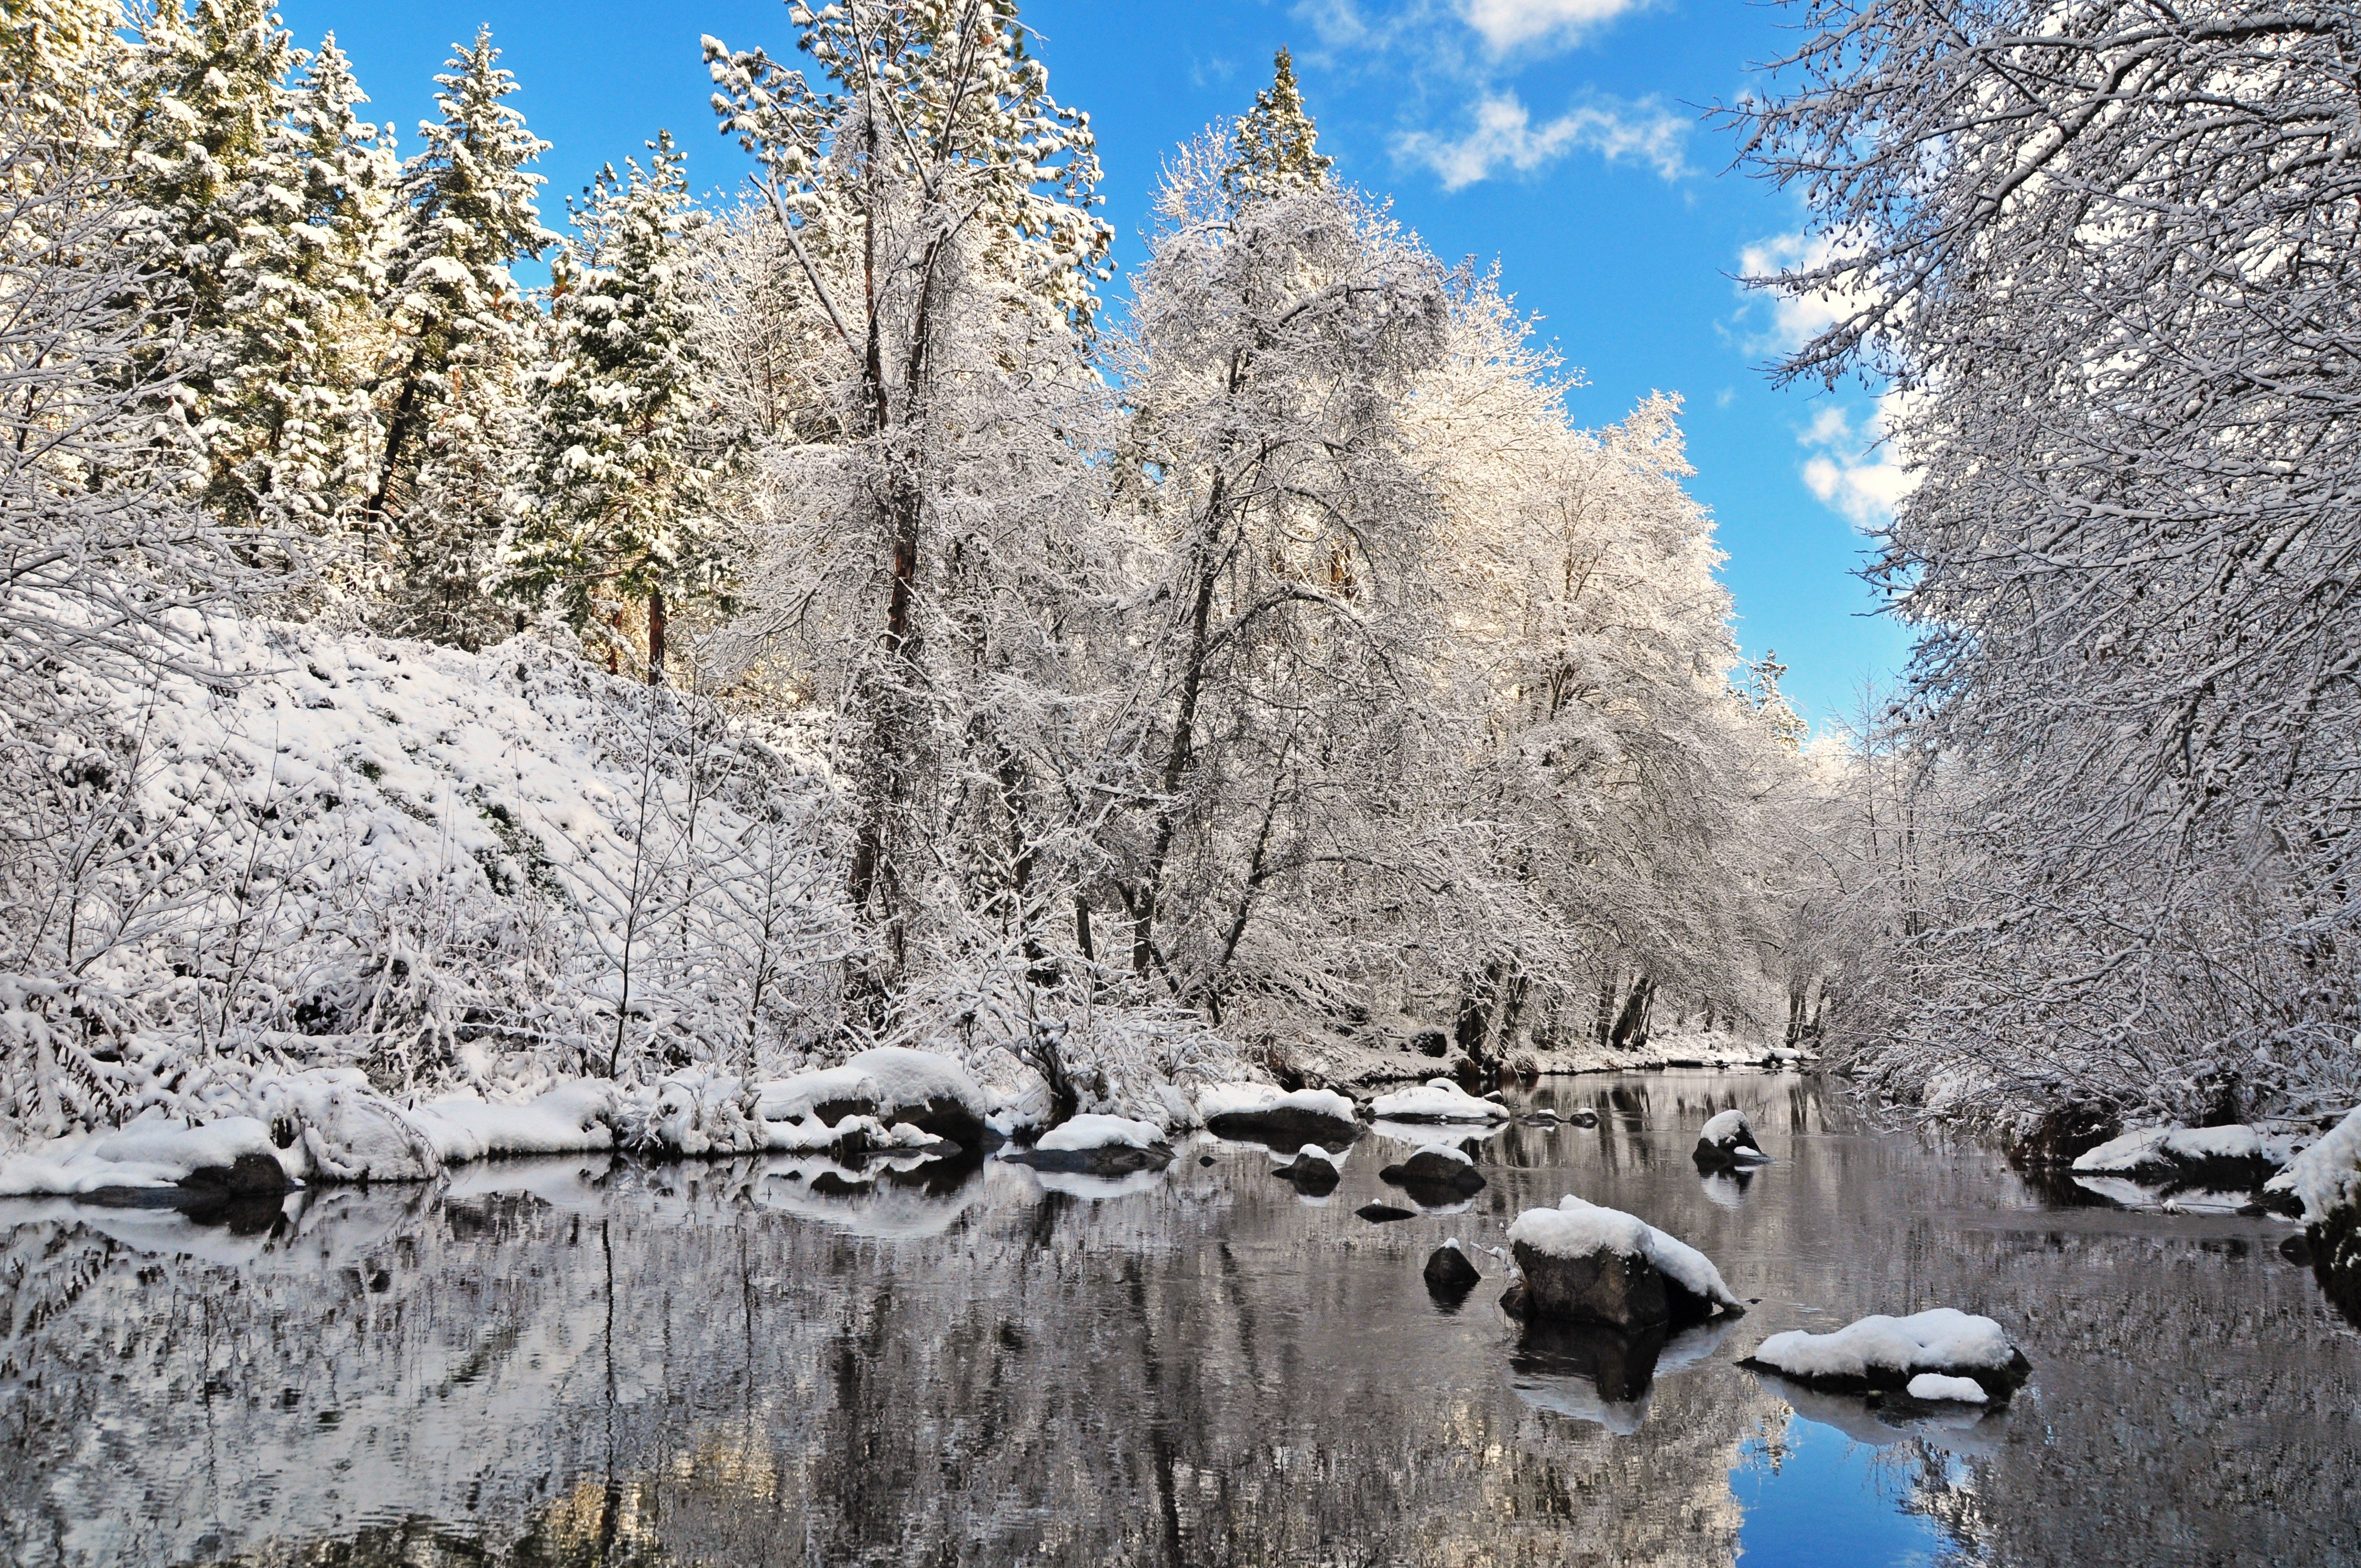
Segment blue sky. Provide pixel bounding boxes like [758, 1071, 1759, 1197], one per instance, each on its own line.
[276, 0, 1910, 728]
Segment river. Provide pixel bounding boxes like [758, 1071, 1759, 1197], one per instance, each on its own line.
[2, 1071, 2353, 1566]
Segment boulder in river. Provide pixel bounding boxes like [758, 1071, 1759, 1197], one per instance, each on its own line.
[2270, 1107, 2361, 1325]
[1423, 1242, 1482, 1304]
[1198, 1084, 1363, 1150]
[1692, 1109, 1768, 1170]
[1357, 1201, 1416, 1223]
[1005, 1115, 1174, 1177]
[1380, 1146, 1486, 1205]
[1565, 1107, 1600, 1129]
[1503, 1196, 1744, 1331]
[1272, 1145, 1343, 1194]
[758, 1048, 993, 1150]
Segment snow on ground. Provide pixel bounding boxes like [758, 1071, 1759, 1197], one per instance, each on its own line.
[755, 1047, 992, 1129]
[1505, 1194, 1741, 1311]
[1035, 1114, 1166, 1153]
[2267, 1106, 2361, 1222]
[1748, 1308, 2019, 1381]
[1369, 1079, 1508, 1123]
[409, 1082, 623, 1164]
[0, 1115, 289, 1197]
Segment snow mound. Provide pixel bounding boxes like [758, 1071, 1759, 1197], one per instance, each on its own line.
[1196, 1082, 1358, 1124]
[1276, 1142, 1343, 1168]
[756, 1048, 991, 1133]
[2072, 1123, 2300, 1176]
[0, 1115, 291, 1197]
[1701, 1109, 1750, 1144]
[1747, 1308, 2024, 1391]
[1505, 1194, 1741, 1311]
[2267, 1106, 2361, 1222]
[406, 1082, 622, 1164]
[1907, 1373, 1989, 1404]
[1036, 1114, 1165, 1153]
[1369, 1078, 1508, 1123]
[245, 1069, 440, 1182]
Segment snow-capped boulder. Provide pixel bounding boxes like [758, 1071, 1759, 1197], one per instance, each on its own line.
[1198, 1082, 1362, 1148]
[2072, 1123, 2303, 1193]
[2267, 1106, 2361, 1319]
[1272, 1143, 1342, 1194]
[1503, 1195, 1745, 1330]
[407, 1081, 624, 1165]
[1370, 1077, 1510, 1124]
[1004, 1114, 1174, 1176]
[0, 1115, 296, 1204]
[246, 1069, 443, 1182]
[1741, 1308, 2032, 1400]
[757, 1048, 992, 1150]
[1380, 1144, 1486, 1204]
[1424, 1239, 1482, 1299]
[1565, 1106, 1600, 1129]
[1693, 1109, 1768, 1170]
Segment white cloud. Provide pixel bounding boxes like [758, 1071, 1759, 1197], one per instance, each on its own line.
[1459, 0, 1649, 51]
[1398, 92, 1687, 189]
[1738, 231, 1878, 354]
[1797, 394, 1917, 529]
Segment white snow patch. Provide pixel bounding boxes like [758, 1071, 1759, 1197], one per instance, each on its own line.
[2072, 1123, 2299, 1174]
[1505, 1194, 1741, 1310]
[1369, 1078, 1508, 1123]
[2268, 1106, 2361, 1222]
[405, 1082, 621, 1164]
[1750, 1308, 2017, 1381]
[1907, 1373, 1989, 1403]
[756, 1048, 989, 1127]
[1701, 1109, 1751, 1144]
[1036, 1114, 1166, 1153]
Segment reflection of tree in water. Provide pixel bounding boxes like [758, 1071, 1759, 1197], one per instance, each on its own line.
[4, 1076, 2358, 1567]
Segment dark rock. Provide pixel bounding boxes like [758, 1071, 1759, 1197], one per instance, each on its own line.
[1272, 1150, 1341, 1195]
[1566, 1107, 1600, 1129]
[1483, 1090, 1508, 1106]
[1423, 1243, 1482, 1304]
[2280, 1231, 2314, 1267]
[1511, 1316, 1672, 1405]
[805, 1091, 988, 1151]
[1357, 1201, 1416, 1223]
[1380, 1147, 1486, 1206]
[1006, 1139, 1174, 1177]
[1198, 1154, 1216, 1167]
[178, 1152, 293, 1199]
[2310, 1201, 2361, 1327]
[2006, 1104, 2121, 1169]
[1508, 1240, 1737, 1331]
[1412, 1029, 1449, 1058]
[1204, 1104, 1362, 1151]
[807, 1170, 869, 1197]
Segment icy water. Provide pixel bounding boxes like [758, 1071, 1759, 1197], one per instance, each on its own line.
[3, 1073, 2357, 1568]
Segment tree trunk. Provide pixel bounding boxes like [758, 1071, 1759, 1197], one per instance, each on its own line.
[1609, 975, 1654, 1050]
[646, 585, 667, 685]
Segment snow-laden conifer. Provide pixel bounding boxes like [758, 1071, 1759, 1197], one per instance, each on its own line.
[369, 26, 551, 649]
[504, 132, 738, 684]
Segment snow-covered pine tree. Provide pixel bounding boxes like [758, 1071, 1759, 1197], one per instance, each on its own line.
[503, 132, 738, 684]
[205, 33, 399, 536]
[1222, 46, 1331, 202]
[369, 25, 551, 649]
[3, 0, 123, 125]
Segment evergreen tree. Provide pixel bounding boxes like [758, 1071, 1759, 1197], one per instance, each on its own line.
[504, 131, 738, 684]
[369, 26, 551, 647]
[1221, 46, 1331, 203]
[207, 33, 399, 531]
[3, 0, 123, 124]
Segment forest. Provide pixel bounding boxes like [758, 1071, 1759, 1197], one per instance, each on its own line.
[1, 0, 2355, 1159]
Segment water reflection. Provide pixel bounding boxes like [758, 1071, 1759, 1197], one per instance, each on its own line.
[0, 1072, 2355, 1567]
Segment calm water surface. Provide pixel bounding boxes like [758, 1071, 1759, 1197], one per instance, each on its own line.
[2, 1072, 2355, 1567]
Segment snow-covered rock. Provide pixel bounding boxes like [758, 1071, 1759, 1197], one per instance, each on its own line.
[1742, 1308, 2031, 1399]
[0, 1115, 295, 1200]
[1197, 1081, 1362, 1147]
[1503, 1194, 1744, 1329]
[1004, 1113, 1174, 1176]
[407, 1081, 624, 1164]
[2263, 1107, 2361, 1223]
[1369, 1077, 1509, 1124]
[1693, 1109, 1768, 1169]
[757, 1047, 993, 1148]
[1272, 1142, 1343, 1193]
[1380, 1143, 1486, 1202]
[2072, 1123, 2303, 1190]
